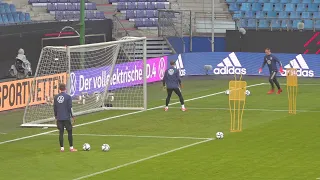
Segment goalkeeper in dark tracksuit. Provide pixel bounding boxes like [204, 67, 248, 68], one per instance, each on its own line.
[163, 61, 186, 111]
[259, 48, 284, 94]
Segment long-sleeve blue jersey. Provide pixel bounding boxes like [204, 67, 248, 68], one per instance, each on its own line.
[163, 67, 181, 89]
[261, 54, 282, 72]
[54, 92, 73, 121]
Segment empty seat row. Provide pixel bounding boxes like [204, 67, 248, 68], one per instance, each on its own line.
[226, 0, 320, 3]
[0, 3, 16, 13]
[0, 12, 31, 24]
[29, 0, 88, 3]
[117, 2, 166, 10]
[126, 10, 158, 18]
[135, 18, 157, 27]
[238, 19, 320, 29]
[233, 11, 320, 19]
[47, 3, 96, 11]
[229, 3, 319, 11]
[55, 11, 104, 20]
[109, 0, 166, 3]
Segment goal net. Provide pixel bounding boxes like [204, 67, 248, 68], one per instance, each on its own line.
[22, 36, 147, 127]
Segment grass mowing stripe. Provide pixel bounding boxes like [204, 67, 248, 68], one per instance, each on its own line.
[73, 138, 214, 180]
[0, 82, 264, 146]
[46, 134, 212, 140]
[169, 107, 320, 113]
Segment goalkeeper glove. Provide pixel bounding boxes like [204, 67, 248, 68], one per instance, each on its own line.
[279, 67, 284, 73]
[258, 68, 262, 74]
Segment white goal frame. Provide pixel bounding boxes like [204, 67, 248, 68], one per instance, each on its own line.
[21, 37, 147, 128]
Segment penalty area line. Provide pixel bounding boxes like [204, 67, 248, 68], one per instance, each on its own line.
[73, 138, 213, 180]
[46, 133, 212, 140]
[0, 82, 264, 146]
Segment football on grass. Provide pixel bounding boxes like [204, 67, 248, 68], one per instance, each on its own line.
[216, 132, 224, 139]
[102, 144, 110, 152]
[246, 90, 251, 96]
[83, 143, 91, 151]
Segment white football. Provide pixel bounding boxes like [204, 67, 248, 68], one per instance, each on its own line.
[225, 90, 230, 95]
[102, 144, 110, 152]
[216, 132, 224, 139]
[83, 143, 91, 151]
[245, 90, 251, 96]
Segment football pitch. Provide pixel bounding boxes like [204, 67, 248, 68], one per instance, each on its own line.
[0, 76, 320, 180]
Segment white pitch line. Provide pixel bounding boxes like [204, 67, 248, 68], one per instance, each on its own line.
[169, 107, 320, 113]
[0, 132, 7, 135]
[46, 133, 211, 140]
[0, 82, 264, 145]
[73, 138, 213, 180]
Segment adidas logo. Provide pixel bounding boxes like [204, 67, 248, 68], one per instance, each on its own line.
[213, 52, 246, 75]
[175, 54, 186, 76]
[282, 54, 314, 77]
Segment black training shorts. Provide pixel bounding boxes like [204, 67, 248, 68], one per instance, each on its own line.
[57, 120, 72, 131]
[167, 88, 182, 97]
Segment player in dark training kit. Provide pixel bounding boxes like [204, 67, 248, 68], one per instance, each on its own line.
[259, 48, 284, 94]
[163, 61, 186, 111]
[54, 83, 77, 152]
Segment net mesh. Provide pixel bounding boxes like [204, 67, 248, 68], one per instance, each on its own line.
[22, 37, 146, 127]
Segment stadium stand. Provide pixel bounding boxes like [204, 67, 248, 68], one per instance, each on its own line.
[0, 2, 31, 25]
[227, 0, 320, 30]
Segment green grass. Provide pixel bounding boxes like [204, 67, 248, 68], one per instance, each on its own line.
[0, 76, 320, 180]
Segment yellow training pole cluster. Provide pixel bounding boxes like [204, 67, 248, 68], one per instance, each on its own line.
[229, 74, 247, 132]
[286, 68, 298, 114]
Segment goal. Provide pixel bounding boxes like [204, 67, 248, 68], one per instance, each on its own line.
[22, 36, 147, 127]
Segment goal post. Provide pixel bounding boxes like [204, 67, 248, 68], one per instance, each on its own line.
[22, 36, 147, 127]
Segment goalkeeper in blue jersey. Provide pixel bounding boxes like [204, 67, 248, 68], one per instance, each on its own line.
[163, 61, 186, 111]
[258, 48, 284, 94]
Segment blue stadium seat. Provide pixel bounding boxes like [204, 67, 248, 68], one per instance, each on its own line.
[301, 0, 311, 3]
[240, 3, 251, 11]
[285, 4, 296, 12]
[4, 3, 10, 13]
[226, 0, 236, 3]
[301, 11, 311, 18]
[236, 0, 247, 2]
[244, 11, 255, 18]
[290, 12, 300, 18]
[25, 13, 31, 22]
[0, 5, 5, 14]
[1, 14, 8, 24]
[12, 12, 20, 23]
[229, 3, 239, 11]
[263, 3, 273, 11]
[7, 13, 14, 23]
[247, 19, 257, 28]
[232, 11, 243, 19]
[278, 11, 289, 18]
[314, 0, 320, 3]
[267, 11, 277, 18]
[258, 19, 269, 28]
[19, 12, 26, 22]
[304, 19, 313, 29]
[270, 19, 281, 29]
[251, 3, 262, 11]
[296, 3, 307, 11]
[269, 0, 279, 3]
[292, 20, 301, 29]
[315, 20, 320, 29]
[117, 2, 126, 10]
[137, 2, 146, 10]
[156, 2, 165, 9]
[136, 10, 145, 18]
[238, 19, 247, 27]
[313, 12, 320, 18]
[281, 19, 292, 29]
[279, 0, 289, 3]
[0, 15, 3, 25]
[256, 11, 265, 18]
[290, 0, 300, 3]
[146, 10, 155, 18]
[9, 4, 16, 12]
[274, 3, 284, 11]
[307, 3, 319, 12]
[146, 2, 155, 9]
[126, 10, 135, 19]
[247, 0, 255, 3]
